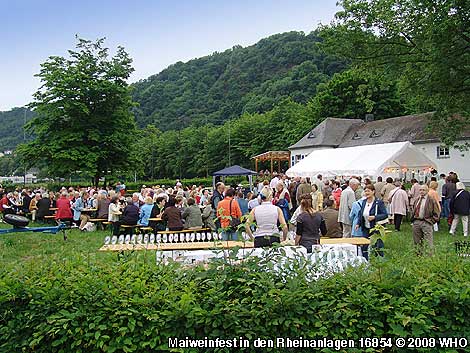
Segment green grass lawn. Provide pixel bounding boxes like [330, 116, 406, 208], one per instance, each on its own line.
[0, 219, 467, 273]
[0, 221, 116, 271]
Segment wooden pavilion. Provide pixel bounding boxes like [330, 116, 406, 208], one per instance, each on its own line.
[251, 151, 291, 173]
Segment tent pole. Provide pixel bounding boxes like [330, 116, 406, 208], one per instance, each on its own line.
[255, 159, 258, 172]
[270, 157, 273, 174]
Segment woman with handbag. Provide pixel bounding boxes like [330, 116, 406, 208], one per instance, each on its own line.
[216, 188, 242, 241]
[355, 184, 388, 259]
[295, 194, 327, 253]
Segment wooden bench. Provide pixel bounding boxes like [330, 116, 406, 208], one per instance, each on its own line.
[89, 218, 107, 222]
[120, 224, 140, 235]
[44, 215, 56, 224]
[89, 218, 108, 231]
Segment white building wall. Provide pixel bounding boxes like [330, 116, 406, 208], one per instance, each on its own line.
[416, 141, 470, 183]
[290, 146, 333, 167]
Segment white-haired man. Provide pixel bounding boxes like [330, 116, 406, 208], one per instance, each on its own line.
[412, 184, 440, 255]
[338, 178, 360, 238]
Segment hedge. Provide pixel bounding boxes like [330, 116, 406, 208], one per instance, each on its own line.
[1, 248, 469, 353]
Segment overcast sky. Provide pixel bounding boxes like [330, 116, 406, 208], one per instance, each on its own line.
[0, 0, 340, 111]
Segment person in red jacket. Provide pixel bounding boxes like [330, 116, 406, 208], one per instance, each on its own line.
[0, 193, 12, 217]
[55, 192, 73, 223]
[332, 180, 342, 209]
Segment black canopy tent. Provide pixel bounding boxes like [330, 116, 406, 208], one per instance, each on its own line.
[212, 165, 258, 190]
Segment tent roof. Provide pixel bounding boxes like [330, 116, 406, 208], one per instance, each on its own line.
[212, 165, 258, 176]
[286, 141, 437, 178]
[251, 151, 290, 161]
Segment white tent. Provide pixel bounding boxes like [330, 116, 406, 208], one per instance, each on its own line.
[286, 141, 437, 178]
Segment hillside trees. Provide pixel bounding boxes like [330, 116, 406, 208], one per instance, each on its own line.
[17, 37, 137, 186]
[132, 31, 347, 131]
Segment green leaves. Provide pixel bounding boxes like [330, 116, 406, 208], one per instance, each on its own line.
[320, 0, 470, 144]
[18, 37, 137, 184]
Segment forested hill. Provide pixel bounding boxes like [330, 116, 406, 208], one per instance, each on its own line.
[0, 107, 34, 151]
[132, 31, 347, 130]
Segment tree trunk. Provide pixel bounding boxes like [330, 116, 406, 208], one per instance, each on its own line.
[94, 174, 100, 188]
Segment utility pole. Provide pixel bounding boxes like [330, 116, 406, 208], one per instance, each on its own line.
[228, 119, 231, 166]
[23, 109, 26, 186]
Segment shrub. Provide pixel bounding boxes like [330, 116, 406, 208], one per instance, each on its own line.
[1, 245, 469, 353]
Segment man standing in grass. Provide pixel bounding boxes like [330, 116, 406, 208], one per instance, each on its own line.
[411, 184, 440, 255]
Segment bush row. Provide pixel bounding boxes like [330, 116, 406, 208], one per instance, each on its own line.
[1, 250, 469, 352]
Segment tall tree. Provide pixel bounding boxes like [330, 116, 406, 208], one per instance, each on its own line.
[320, 0, 470, 145]
[18, 37, 136, 185]
[310, 68, 406, 121]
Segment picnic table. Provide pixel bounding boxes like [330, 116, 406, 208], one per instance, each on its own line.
[81, 208, 97, 212]
[99, 238, 370, 252]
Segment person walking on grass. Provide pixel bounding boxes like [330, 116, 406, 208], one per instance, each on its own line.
[449, 182, 470, 237]
[411, 184, 440, 256]
[388, 181, 409, 231]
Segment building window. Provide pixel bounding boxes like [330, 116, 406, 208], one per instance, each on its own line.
[437, 146, 450, 159]
[369, 129, 384, 138]
[352, 132, 362, 140]
[307, 131, 316, 139]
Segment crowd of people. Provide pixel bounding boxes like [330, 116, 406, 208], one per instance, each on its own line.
[0, 169, 467, 256]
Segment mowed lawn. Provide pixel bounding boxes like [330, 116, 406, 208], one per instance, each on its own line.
[1, 219, 468, 275]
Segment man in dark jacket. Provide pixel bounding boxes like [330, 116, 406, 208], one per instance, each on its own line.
[449, 182, 469, 237]
[21, 191, 32, 215]
[442, 175, 457, 221]
[36, 194, 52, 222]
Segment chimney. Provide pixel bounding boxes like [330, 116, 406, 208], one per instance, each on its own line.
[365, 114, 374, 122]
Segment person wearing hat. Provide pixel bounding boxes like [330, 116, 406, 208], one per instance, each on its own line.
[245, 186, 288, 247]
[449, 182, 470, 237]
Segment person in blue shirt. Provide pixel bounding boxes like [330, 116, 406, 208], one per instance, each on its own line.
[138, 197, 153, 226]
[350, 198, 367, 237]
[236, 191, 249, 216]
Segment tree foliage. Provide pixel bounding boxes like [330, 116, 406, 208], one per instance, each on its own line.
[310, 67, 406, 121]
[129, 99, 316, 180]
[0, 108, 34, 151]
[17, 37, 137, 185]
[319, 0, 470, 144]
[132, 31, 347, 130]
